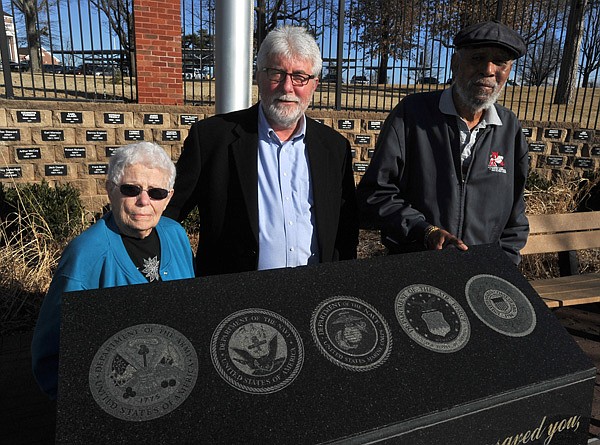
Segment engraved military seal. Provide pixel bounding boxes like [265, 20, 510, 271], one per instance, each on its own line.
[466, 274, 536, 337]
[395, 284, 470, 353]
[88, 324, 198, 421]
[211, 308, 304, 394]
[310, 296, 392, 371]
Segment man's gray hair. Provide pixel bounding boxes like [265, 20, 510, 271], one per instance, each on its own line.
[256, 25, 322, 77]
[107, 142, 176, 189]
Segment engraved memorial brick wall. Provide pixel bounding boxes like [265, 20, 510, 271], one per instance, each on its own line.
[0, 100, 598, 211]
[0, 101, 208, 209]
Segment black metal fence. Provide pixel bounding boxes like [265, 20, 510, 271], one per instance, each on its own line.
[2, 0, 599, 129]
[182, 0, 600, 128]
[0, 0, 135, 102]
[181, 0, 215, 105]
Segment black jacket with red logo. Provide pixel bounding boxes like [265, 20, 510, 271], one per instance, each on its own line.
[357, 89, 529, 264]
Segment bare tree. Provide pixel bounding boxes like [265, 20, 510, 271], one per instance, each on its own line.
[579, 0, 600, 87]
[182, 28, 214, 70]
[88, 0, 134, 72]
[521, 34, 562, 85]
[349, 0, 421, 84]
[554, 0, 588, 104]
[12, 0, 49, 71]
[255, 0, 332, 48]
[256, 0, 307, 47]
[414, 0, 566, 87]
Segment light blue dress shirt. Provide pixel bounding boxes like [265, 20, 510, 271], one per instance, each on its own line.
[257, 106, 319, 270]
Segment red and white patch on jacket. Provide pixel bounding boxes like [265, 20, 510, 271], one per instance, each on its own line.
[488, 151, 507, 173]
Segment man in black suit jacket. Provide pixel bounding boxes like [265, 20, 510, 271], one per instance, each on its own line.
[165, 26, 358, 276]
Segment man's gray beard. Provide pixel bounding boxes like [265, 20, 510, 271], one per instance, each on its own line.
[263, 101, 304, 129]
[454, 81, 503, 114]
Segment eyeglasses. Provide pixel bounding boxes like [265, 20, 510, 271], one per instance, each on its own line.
[261, 68, 315, 86]
[115, 183, 170, 200]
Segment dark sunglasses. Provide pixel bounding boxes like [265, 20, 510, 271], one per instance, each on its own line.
[117, 183, 170, 200]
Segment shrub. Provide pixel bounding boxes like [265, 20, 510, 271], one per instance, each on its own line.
[1, 181, 88, 243]
[0, 181, 91, 334]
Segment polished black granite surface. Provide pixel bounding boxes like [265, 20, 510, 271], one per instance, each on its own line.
[56, 244, 595, 444]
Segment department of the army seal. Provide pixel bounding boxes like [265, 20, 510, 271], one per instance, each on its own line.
[210, 308, 304, 394]
[395, 284, 470, 353]
[465, 274, 536, 337]
[88, 324, 198, 422]
[310, 296, 392, 371]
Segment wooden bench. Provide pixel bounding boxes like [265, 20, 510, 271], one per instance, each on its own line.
[521, 211, 600, 308]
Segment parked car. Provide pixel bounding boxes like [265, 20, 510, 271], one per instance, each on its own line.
[74, 64, 93, 75]
[321, 73, 338, 83]
[350, 75, 369, 85]
[75, 63, 103, 75]
[9, 60, 29, 72]
[182, 67, 210, 80]
[417, 76, 439, 84]
[94, 66, 117, 77]
[43, 64, 64, 73]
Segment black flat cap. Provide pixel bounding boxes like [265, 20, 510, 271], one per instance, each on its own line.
[454, 20, 526, 59]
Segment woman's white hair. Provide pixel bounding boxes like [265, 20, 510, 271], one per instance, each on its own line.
[107, 142, 176, 189]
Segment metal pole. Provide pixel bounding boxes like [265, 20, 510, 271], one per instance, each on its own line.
[215, 0, 253, 114]
[335, 0, 345, 111]
[0, 1, 15, 99]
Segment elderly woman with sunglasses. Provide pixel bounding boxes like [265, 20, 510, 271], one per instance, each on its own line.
[31, 141, 195, 400]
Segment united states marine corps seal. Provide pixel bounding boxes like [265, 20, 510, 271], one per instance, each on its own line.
[310, 296, 392, 371]
[88, 324, 198, 422]
[210, 309, 304, 394]
[465, 274, 536, 337]
[395, 284, 470, 353]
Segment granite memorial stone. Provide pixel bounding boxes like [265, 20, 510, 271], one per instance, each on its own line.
[56, 244, 595, 444]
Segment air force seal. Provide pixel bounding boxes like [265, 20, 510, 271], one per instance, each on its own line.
[311, 296, 392, 371]
[395, 284, 470, 353]
[210, 309, 304, 394]
[466, 274, 536, 337]
[88, 324, 198, 421]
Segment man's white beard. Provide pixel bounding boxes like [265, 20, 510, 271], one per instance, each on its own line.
[262, 94, 306, 129]
[454, 80, 503, 114]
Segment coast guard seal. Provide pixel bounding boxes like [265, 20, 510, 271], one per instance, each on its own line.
[466, 274, 536, 337]
[395, 284, 470, 353]
[211, 308, 304, 394]
[88, 324, 198, 421]
[311, 296, 392, 371]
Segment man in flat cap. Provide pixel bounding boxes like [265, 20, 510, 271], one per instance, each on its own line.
[357, 20, 529, 264]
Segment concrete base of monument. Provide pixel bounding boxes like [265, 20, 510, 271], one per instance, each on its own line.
[55, 244, 595, 444]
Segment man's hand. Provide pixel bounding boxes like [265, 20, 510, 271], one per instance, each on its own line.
[425, 226, 469, 251]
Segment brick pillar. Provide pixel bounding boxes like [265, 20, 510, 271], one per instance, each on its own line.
[133, 0, 183, 105]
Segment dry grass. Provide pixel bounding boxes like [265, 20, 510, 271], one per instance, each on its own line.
[519, 171, 600, 280]
[0, 210, 62, 334]
[2, 72, 136, 102]
[525, 171, 599, 215]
